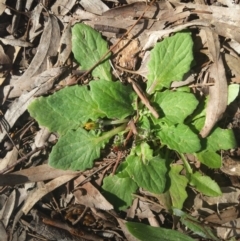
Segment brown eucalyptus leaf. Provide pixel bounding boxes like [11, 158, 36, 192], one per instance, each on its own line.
[0, 189, 16, 227]
[0, 164, 80, 186]
[51, 0, 76, 15]
[200, 30, 228, 138]
[205, 206, 240, 225]
[5, 15, 60, 98]
[22, 174, 78, 215]
[80, 0, 109, 15]
[0, 222, 7, 241]
[55, 23, 72, 66]
[224, 53, 240, 78]
[74, 175, 113, 210]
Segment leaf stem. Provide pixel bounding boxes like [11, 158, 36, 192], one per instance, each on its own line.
[99, 123, 128, 141]
[99, 119, 129, 126]
[180, 153, 192, 174]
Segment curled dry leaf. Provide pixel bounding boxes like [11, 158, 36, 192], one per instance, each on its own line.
[200, 29, 228, 138]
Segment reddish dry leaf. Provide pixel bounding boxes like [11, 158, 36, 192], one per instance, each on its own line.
[200, 29, 228, 137]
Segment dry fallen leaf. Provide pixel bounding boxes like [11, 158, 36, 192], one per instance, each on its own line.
[74, 175, 113, 210]
[80, 0, 109, 15]
[200, 29, 228, 137]
[204, 206, 240, 225]
[22, 174, 79, 215]
[4, 15, 60, 98]
[0, 189, 16, 228]
[0, 164, 80, 186]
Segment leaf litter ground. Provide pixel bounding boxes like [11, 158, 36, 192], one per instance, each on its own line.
[0, 1, 240, 241]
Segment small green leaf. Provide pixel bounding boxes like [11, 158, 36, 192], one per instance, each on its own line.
[189, 171, 222, 196]
[102, 175, 138, 210]
[173, 209, 219, 240]
[126, 155, 168, 194]
[195, 151, 222, 168]
[154, 90, 198, 124]
[28, 86, 105, 135]
[228, 84, 240, 105]
[72, 23, 112, 81]
[90, 80, 135, 119]
[157, 123, 201, 153]
[134, 142, 153, 164]
[49, 129, 107, 170]
[147, 32, 194, 94]
[206, 127, 236, 151]
[169, 165, 188, 209]
[126, 222, 195, 241]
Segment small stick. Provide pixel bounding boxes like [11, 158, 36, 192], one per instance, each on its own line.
[127, 78, 159, 119]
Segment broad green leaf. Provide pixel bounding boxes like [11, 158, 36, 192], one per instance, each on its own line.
[72, 23, 112, 81]
[228, 84, 240, 105]
[173, 209, 219, 241]
[169, 165, 188, 209]
[126, 155, 168, 194]
[154, 90, 198, 124]
[191, 116, 205, 131]
[147, 32, 194, 94]
[206, 127, 236, 151]
[49, 124, 126, 170]
[195, 151, 221, 168]
[28, 86, 105, 135]
[90, 80, 135, 119]
[126, 222, 195, 241]
[134, 142, 153, 164]
[157, 123, 201, 153]
[102, 175, 138, 210]
[189, 171, 222, 196]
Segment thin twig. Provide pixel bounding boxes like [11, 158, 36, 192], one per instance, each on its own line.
[127, 77, 159, 118]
